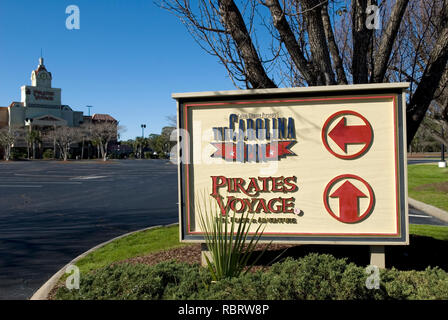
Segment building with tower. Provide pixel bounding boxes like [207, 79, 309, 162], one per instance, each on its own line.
[1, 57, 85, 130]
[0, 57, 118, 159]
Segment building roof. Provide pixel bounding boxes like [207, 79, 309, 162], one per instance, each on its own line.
[35, 64, 47, 74]
[33, 57, 52, 77]
[92, 114, 117, 122]
[8, 101, 23, 108]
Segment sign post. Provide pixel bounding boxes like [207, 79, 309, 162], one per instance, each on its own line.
[173, 83, 409, 267]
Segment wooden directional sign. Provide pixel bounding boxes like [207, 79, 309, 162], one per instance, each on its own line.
[173, 83, 409, 245]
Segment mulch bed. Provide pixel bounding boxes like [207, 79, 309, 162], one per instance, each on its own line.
[119, 243, 298, 269]
[123, 244, 203, 266]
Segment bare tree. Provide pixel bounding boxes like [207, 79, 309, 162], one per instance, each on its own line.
[161, 0, 448, 145]
[0, 127, 19, 161]
[47, 127, 81, 161]
[90, 122, 122, 161]
[421, 103, 448, 150]
[24, 129, 40, 159]
[166, 115, 177, 127]
[78, 123, 93, 160]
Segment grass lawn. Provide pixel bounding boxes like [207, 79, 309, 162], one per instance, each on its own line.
[409, 224, 448, 241]
[408, 164, 448, 212]
[73, 224, 189, 276]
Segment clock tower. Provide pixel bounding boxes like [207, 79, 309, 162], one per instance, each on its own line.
[31, 57, 52, 88]
[21, 56, 61, 106]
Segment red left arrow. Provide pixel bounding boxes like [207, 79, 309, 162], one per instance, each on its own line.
[330, 181, 367, 223]
[328, 117, 372, 152]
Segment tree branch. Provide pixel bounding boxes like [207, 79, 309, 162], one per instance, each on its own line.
[372, 0, 409, 83]
[300, 0, 336, 85]
[407, 5, 448, 145]
[321, 2, 347, 84]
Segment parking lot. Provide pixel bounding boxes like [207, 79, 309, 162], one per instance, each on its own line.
[0, 160, 178, 299]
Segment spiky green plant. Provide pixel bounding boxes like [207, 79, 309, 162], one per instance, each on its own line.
[197, 194, 271, 281]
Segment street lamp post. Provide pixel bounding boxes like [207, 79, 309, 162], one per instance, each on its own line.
[442, 126, 445, 162]
[439, 125, 447, 168]
[140, 124, 146, 159]
[25, 118, 34, 159]
[86, 105, 93, 117]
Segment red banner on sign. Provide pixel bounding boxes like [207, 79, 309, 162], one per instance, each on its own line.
[211, 141, 295, 162]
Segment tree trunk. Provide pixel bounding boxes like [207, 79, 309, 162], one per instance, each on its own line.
[81, 138, 85, 160]
[63, 146, 68, 161]
[321, 3, 348, 84]
[5, 145, 10, 161]
[38, 140, 42, 159]
[300, 0, 336, 85]
[218, 0, 276, 88]
[351, 0, 376, 84]
[103, 142, 108, 161]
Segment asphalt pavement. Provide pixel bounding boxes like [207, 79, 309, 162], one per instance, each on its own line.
[409, 205, 448, 226]
[0, 159, 446, 300]
[0, 160, 178, 300]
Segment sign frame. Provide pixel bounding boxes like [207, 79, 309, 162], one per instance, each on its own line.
[173, 83, 409, 245]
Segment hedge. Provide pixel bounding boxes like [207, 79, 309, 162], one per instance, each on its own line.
[54, 253, 448, 300]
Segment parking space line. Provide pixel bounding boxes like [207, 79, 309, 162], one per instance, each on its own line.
[0, 185, 43, 188]
[409, 214, 432, 219]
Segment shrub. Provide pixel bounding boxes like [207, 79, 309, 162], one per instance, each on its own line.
[42, 149, 54, 159]
[54, 261, 208, 300]
[10, 149, 27, 160]
[382, 267, 448, 300]
[196, 271, 268, 300]
[263, 254, 386, 300]
[53, 254, 448, 300]
[144, 152, 152, 159]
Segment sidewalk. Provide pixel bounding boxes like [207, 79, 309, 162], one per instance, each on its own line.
[408, 197, 448, 223]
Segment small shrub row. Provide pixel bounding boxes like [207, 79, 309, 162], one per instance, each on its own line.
[54, 253, 448, 300]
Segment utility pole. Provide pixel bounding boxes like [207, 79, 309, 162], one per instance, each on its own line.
[141, 124, 146, 139]
[86, 105, 93, 117]
[140, 124, 146, 159]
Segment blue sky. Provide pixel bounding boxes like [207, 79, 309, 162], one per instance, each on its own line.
[0, 0, 234, 140]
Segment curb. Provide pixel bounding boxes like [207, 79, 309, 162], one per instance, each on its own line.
[408, 197, 448, 223]
[29, 222, 179, 300]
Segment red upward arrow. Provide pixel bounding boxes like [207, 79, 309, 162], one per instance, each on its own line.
[330, 181, 367, 223]
[328, 117, 372, 152]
